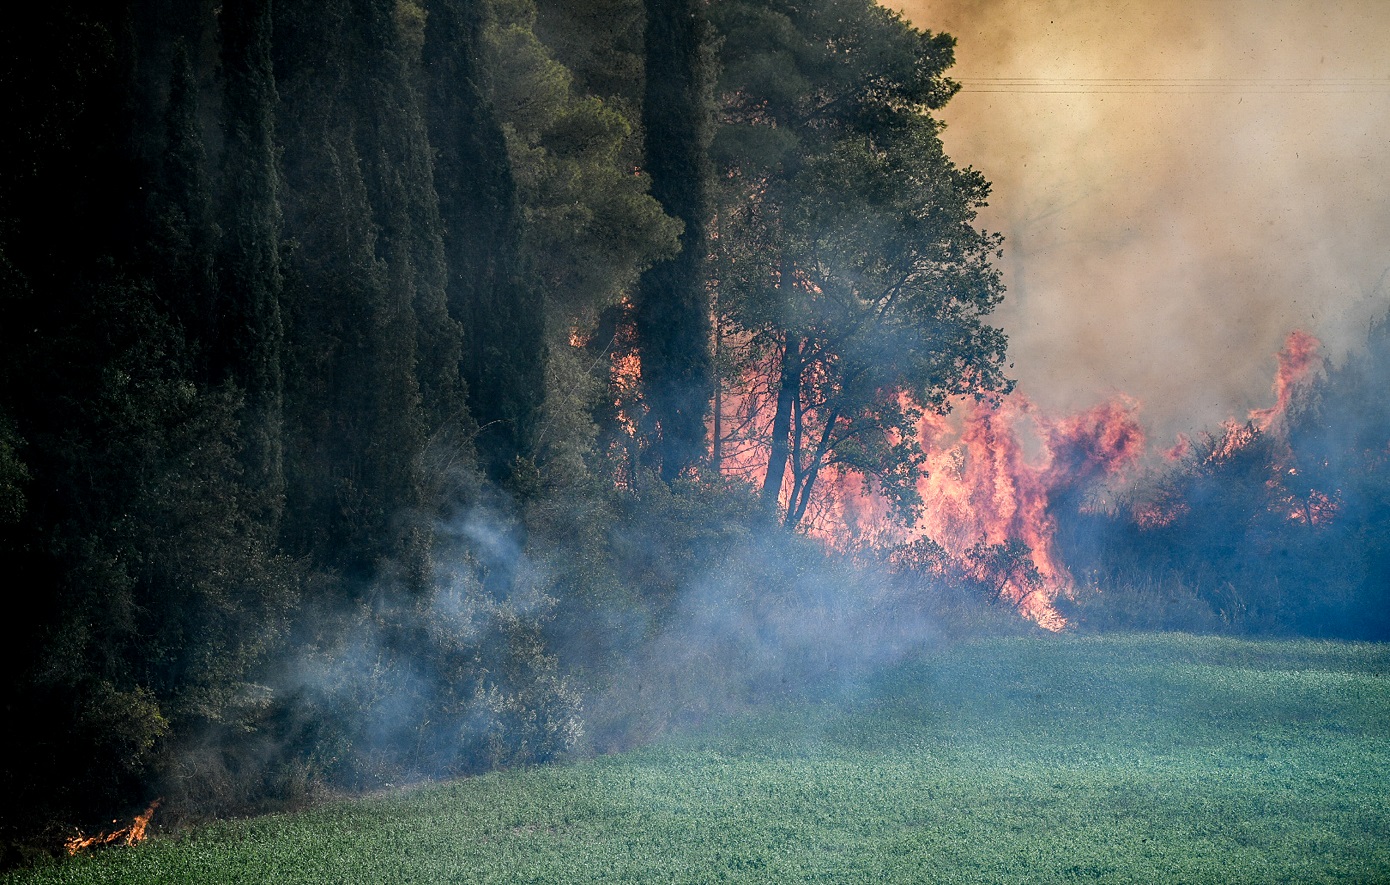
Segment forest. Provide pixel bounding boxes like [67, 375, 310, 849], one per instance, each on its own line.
[1, 0, 1386, 864]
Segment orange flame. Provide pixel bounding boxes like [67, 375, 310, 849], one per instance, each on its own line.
[1249, 329, 1322, 431]
[904, 396, 1144, 629]
[610, 351, 643, 437]
[705, 322, 1334, 624]
[1163, 433, 1191, 462]
[1140, 330, 1336, 529]
[65, 800, 160, 856]
[753, 392, 1145, 631]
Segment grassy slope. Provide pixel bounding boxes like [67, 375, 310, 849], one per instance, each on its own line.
[10, 634, 1389, 884]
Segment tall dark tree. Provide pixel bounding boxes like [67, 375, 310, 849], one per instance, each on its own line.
[0, 5, 165, 831]
[0, 2, 296, 836]
[216, 0, 286, 525]
[424, 0, 544, 486]
[634, 0, 714, 482]
[149, 40, 219, 354]
[274, 0, 439, 584]
[352, 0, 463, 439]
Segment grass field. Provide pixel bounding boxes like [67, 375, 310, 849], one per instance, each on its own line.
[9, 634, 1389, 884]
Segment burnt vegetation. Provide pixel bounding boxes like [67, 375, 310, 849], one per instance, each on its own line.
[0, 0, 1386, 868]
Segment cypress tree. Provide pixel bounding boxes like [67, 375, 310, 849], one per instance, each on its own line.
[0, 4, 164, 829]
[275, 0, 441, 584]
[0, 2, 292, 829]
[216, 0, 285, 525]
[633, 0, 713, 482]
[423, 0, 545, 487]
[150, 39, 219, 356]
[351, 0, 464, 438]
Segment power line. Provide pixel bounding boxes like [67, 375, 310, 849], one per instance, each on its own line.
[956, 77, 1390, 94]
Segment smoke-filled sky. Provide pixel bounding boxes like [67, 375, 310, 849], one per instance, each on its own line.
[887, 0, 1390, 443]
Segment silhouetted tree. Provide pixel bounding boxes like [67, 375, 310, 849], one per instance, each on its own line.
[274, 0, 436, 585]
[424, 0, 542, 486]
[216, 0, 285, 526]
[633, 0, 715, 481]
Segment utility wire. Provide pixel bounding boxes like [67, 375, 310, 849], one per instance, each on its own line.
[957, 77, 1390, 94]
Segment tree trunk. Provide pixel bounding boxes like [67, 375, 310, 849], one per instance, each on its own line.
[787, 406, 839, 529]
[761, 331, 802, 510]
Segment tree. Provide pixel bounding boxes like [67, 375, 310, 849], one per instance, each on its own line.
[216, 0, 286, 527]
[533, 0, 644, 107]
[633, 0, 715, 482]
[709, 0, 1011, 528]
[0, 2, 304, 833]
[424, 0, 541, 486]
[474, 0, 678, 483]
[274, 0, 438, 585]
[148, 40, 220, 359]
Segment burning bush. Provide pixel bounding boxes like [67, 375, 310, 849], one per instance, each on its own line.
[1054, 325, 1390, 640]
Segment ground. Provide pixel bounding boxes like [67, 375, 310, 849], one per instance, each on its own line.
[9, 634, 1389, 884]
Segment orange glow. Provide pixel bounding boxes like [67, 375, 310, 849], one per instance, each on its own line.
[1163, 433, 1191, 462]
[710, 346, 780, 483]
[1138, 330, 1338, 528]
[599, 303, 648, 484]
[1249, 330, 1322, 431]
[713, 361, 1146, 629]
[903, 395, 1144, 630]
[65, 800, 160, 856]
[700, 326, 1336, 626]
[1134, 500, 1187, 529]
[610, 351, 643, 437]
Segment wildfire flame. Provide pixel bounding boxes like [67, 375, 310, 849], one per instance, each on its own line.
[707, 355, 1146, 630]
[613, 316, 1335, 628]
[64, 800, 160, 856]
[1137, 330, 1335, 529]
[824, 395, 1145, 631]
[1249, 329, 1322, 431]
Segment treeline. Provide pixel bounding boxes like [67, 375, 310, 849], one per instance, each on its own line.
[0, 0, 1011, 858]
[1054, 319, 1390, 640]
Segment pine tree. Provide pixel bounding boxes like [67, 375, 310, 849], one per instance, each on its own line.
[709, 0, 1010, 526]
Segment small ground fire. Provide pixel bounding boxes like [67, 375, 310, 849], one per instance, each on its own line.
[64, 801, 160, 856]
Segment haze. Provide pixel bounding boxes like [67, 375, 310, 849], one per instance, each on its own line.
[887, 0, 1390, 444]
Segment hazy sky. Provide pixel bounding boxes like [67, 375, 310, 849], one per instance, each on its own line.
[886, 0, 1390, 443]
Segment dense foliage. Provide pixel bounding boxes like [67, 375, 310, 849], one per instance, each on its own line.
[0, 0, 1021, 861]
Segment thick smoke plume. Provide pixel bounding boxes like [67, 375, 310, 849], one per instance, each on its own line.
[888, 0, 1390, 444]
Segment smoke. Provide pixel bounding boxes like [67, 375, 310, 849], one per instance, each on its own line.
[887, 0, 1390, 443]
[580, 529, 1011, 753]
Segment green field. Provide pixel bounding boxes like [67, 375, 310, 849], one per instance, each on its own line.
[10, 634, 1389, 884]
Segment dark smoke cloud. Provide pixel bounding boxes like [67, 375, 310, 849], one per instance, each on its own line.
[888, 0, 1390, 443]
